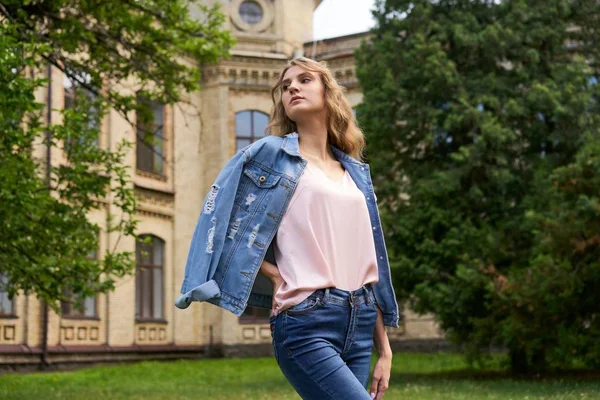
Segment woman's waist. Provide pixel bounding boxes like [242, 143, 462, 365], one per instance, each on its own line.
[274, 280, 377, 314]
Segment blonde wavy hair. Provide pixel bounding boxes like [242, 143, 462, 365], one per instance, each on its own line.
[266, 57, 366, 162]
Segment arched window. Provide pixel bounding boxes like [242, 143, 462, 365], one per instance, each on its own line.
[235, 110, 268, 152]
[136, 235, 165, 321]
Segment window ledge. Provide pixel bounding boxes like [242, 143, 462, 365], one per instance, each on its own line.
[136, 169, 168, 182]
[61, 316, 101, 321]
[135, 318, 168, 325]
[134, 182, 175, 195]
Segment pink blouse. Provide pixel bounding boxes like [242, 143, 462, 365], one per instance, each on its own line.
[272, 162, 379, 315]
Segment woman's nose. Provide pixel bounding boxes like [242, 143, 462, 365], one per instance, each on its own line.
[287, 83, 299, 94]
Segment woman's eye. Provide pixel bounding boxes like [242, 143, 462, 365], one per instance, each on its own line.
[301, 78, 310, 83]
[282, 85, 289, 91]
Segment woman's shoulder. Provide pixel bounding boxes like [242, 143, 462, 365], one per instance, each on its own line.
[243, 134, 285, 160]
[254, 134, 285, 149]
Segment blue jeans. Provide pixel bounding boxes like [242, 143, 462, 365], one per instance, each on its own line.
[270, 285, 378, 399]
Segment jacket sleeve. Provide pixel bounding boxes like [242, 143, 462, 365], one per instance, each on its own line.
[175, 149, 248, 309]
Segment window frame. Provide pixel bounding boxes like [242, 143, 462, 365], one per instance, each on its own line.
[235, 110, 269, 152]
[61, 289, 99, 320]
[63, 73, 101, 147]
[135, 235, 166, 323]
[136, 95, 166, 177]
[61, 243, 99, 320]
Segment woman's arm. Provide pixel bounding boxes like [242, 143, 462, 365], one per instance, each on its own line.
[259, 260, 283, 309]
[370, 306, 392, 399]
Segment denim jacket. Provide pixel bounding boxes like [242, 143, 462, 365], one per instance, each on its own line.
[175, 132, 400, 327]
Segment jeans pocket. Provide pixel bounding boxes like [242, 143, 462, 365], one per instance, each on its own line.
[269, 314, 279, 362]
[285, 295, 323, 315]
[269, 315, 276, 336]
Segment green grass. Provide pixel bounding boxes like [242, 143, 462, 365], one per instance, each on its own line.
[1, 353, 599, 399]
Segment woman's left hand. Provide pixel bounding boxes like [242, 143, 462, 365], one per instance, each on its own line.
[370, 353, 392, 399]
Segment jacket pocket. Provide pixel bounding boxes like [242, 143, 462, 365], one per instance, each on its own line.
[235, 163, 281, 212]
[243, 164, 281, 188]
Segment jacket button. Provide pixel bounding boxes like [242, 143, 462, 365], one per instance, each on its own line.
[259, 175, 266, 183]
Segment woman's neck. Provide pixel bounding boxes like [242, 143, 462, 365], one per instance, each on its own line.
[296, 118, 334, 162]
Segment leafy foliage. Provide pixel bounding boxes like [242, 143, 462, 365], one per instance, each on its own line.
[356, 0, 600, 371]
[0, 1, 233, 311]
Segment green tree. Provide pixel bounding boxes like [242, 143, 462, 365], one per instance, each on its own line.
[0, 1, 233, 312]
[356, 0, 600, 372]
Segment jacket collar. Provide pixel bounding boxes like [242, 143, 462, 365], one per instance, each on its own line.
[281, 131, 365, 166]
[281, 132, 302, 158]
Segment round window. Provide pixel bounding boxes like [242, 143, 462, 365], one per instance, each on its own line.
[239, 1, 263, 25]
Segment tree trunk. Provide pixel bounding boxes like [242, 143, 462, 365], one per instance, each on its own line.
[510, 347, 529, 374]
[531, 348, 547, 372]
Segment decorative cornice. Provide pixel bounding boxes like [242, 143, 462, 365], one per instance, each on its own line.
[201, 59, 283, 90]
[134, 185, 175, 208]
[200, 54, 359, 90]
[134, 185, 175, 220]
[229, 50, 288, 60]
[136, 209, 173, 221]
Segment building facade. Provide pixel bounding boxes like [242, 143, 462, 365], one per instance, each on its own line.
[0, 0, 441, 369]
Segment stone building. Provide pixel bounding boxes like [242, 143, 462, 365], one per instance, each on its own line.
[0, 0, 441, 369]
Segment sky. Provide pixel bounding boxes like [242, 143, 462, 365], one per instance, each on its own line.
[313, 0, 377, 41]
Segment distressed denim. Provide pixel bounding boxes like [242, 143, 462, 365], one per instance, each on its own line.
[175, 132, 400, 328]
[270, 285, 377, 399]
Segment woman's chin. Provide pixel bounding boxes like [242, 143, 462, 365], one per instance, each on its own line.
[286, 108, 322, 123]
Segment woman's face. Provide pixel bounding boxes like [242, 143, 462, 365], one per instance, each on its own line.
[280, 66, 325, 122]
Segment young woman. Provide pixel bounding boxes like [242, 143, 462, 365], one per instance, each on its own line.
[259, 57, 397, 400]
[176, 57, 399, 400]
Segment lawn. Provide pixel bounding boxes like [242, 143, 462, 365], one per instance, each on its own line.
[1, 352, 599, 399]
